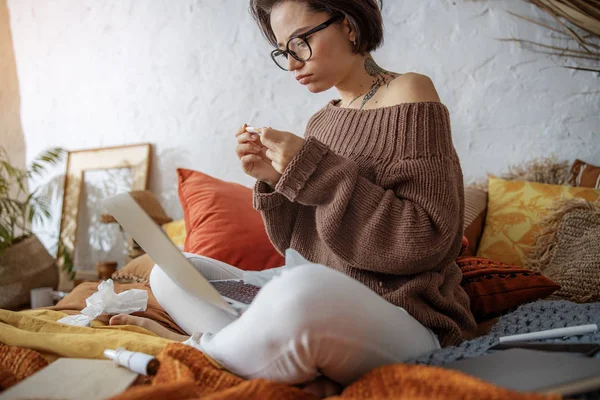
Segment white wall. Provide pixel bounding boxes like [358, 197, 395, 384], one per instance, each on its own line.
[4, 0, 600, 261]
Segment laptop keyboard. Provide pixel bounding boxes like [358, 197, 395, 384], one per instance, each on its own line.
[210, 281, 261, 305]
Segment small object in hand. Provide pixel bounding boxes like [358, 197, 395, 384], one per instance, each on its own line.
[96, 261, 118, 280]
[104, 348, 160, 376]
[245, 126, 261, 135]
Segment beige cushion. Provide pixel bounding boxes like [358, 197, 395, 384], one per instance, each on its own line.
[111, 254, 155, 284]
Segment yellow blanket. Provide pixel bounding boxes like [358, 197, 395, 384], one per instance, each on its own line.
[0, 310, 559, 400]
[0, 309, 172, 362]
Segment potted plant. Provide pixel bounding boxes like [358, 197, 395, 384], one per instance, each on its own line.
[0, 146, 65, 310]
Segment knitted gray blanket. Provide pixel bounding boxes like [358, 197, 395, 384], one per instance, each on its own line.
[410, 300, 600, 366]
[408, 300, 600, 399]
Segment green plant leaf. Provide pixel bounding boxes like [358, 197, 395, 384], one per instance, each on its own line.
[30, 195, 51, 225]
[0, 198, 22, 216]
[26, 148, 66, 179]
[0, 146, 66, 250]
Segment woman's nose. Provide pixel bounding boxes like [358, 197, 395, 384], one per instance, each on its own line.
[287, 56, 304, 72]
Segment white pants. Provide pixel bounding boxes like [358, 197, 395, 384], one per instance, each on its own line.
[150, 253, 441, 386]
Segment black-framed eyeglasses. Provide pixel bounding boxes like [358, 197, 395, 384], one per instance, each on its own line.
[271, 15, 342, 71]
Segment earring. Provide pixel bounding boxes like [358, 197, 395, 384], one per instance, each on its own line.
[352, 39, 356, 46]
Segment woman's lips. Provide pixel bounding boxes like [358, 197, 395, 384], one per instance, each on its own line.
[296, 74, 313, 85]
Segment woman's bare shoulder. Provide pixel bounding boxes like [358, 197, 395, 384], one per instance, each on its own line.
[383, 72, 441, 105]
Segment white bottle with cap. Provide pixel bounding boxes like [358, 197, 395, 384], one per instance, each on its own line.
[103, 348, 160, 376]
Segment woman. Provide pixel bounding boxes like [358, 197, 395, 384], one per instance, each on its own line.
[110, 0, 477, 396]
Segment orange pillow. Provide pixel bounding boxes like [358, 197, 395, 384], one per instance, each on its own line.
[178, 168, 284, 271]
[457, 257, 560, 321]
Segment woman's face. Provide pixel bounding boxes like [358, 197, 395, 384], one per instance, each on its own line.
[270, 1, 355, 93]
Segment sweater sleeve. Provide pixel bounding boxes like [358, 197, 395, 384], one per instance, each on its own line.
[253, 180, 300, 255]
[273, 135, 464, 276]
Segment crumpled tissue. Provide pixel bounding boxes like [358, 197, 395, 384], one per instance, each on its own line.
[57, 279, 148, 327]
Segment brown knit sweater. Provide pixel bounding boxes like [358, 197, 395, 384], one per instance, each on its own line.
[253, 100, 477, 347]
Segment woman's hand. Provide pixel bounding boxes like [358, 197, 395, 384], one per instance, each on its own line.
[235, 124, 281, 188]
[257, 127, 305, 175]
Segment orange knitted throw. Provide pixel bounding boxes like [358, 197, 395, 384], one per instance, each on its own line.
[0, 342, 559, 399]
[109, 343, 559, 400]
[0, 343, 48, 391]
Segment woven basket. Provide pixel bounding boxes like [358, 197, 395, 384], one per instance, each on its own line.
[0, 235, 58, 310]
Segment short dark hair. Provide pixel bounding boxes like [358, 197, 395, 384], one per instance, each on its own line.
[249, 0, 384, 54]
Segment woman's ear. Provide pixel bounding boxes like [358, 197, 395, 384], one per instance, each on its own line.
[342, 17, 355, 42]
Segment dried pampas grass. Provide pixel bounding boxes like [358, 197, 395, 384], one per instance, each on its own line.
[504, 0, 600, 73]
[465, 155, 571, 191]
[501, 155, 571, 186]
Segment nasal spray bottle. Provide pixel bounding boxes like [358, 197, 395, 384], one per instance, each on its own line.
[104, 348, 160, 376]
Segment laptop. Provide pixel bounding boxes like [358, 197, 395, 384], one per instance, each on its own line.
[102, 192, 260, 317]
[444, 348, 600, 396]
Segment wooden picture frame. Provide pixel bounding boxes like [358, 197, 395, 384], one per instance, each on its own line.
[57, 144, 151, 289]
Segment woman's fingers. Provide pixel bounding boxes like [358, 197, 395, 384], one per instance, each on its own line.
[263, 148, 284, 174]
[259, 127, 285, 146]
[234, 124, 248, 137]
[265, 148, 279, 163]
[236, 132, 260, 144]
[240, 154, 263, 174]
[236, 143, 261, 159]
[235, 124, 260, 143]
[271, 160, 285, 174]
[258, 147, 271, 164]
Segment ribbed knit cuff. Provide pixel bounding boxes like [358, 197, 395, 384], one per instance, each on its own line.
[275, 136, 329, 202]
[253, 180, 286, 211]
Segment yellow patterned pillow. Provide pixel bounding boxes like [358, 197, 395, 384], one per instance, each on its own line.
[162, 219, 186, 249]
[477, 177, 600, 266]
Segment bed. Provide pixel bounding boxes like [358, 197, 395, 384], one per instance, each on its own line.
[3, 280, 597, 399]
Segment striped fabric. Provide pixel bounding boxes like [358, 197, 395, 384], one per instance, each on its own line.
[570, 159, 600, 189]
[463, 186, 488, 256]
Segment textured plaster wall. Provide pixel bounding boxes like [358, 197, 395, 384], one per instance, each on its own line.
[4, 0, 600, 257]
[0, 0, 25, 174]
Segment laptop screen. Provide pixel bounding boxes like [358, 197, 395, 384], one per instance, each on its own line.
[102, 192, 236, 316]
